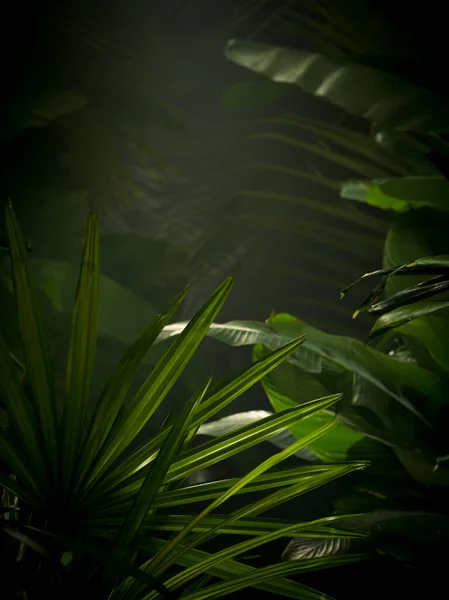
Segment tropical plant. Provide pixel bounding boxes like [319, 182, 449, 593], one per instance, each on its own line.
[340, 255, 449, 341]
[216, 0, 449, 325]
[166, 0, 449, 580]
[0, 202, 369, 600]
[155, 303, 449, 567]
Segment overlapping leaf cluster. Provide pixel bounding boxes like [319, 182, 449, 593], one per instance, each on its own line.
[0, 204, 366, 599]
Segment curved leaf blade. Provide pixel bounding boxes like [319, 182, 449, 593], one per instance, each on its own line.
[369, 300, 449, 340]
[113, 379, 211, 561]
[61, 213, 100, 495]
[225, 40, 449, 131]
[5, 202, 57, 484]
[157, 315, 444, 426]
[198, 410, 318, 460]
[83, 336, 307, 501]
[90, 275, 235, 478]
[179, 555, 368, 600]
[77, 286, 189, 491]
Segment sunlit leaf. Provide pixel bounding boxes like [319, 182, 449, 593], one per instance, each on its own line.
[282, 536, 351, 561]
[198, 410, 318, 460]
[61, 213, 100, 495]
[157, 315, 445, 425]
[87, 275, 235, 482]
[225, 40, 449, 131]
[369, 301, 449, 340]
[77, 287, 188, 491]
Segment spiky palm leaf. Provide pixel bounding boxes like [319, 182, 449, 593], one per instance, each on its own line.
[0, 203, 367, 599]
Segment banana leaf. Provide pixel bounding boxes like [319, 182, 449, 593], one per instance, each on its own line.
[225, 40, 449, 132]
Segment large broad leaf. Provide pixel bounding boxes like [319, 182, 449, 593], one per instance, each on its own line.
[394, 314, 449, 373]
[383, 209, 449, 294]
[157, 314, 447, 424]
[225, 40, 449, 132]
[382, 209, 449, 371]
[341, 176, 449, 212]
[251, 344, 390, 463]
[1, 258, 159, 353]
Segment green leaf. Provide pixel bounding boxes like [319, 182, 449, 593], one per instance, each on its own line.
[166, 465, 365, 529]
[0, 458, 43, 507]
[282, 537, 351, 560]
[197, 410, 319, 460]
[94, 514, 361, 538]
[5, 202, 57, 485]
[157, 315, 445, 426]
[1, 258, 160, 350]
[395, 314, 449, 373]
[113, 379, 211, 561]
[367, 276, 449, 317]
[394, 448, 449, 487]
[252, 344, 372, 463]
[60, 213, 100, 495]
[165, 397, 341, 484]
[0, 335, 47, 485]
[142, 515, 369, 596]
[150, 466, 341, 509]
[341, 255, 449, 301]
[150, 416, 343, 575]
[76, 286, 189, 492]
[225, 40, 449, 132]
[341, 176, 449, 212]
[369, 301, 449, 340]
[179, 555, 368, 600]
[3, 527, 53, 561]
[285, 510, 449, 562]
[84, 336, 308, 500]
[146, 424, 363, 583]
[86, 275, 235, 481]
[383, 210, 449, 296]
[125, 537, 330, 600]
[107, 397, 342, 509]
